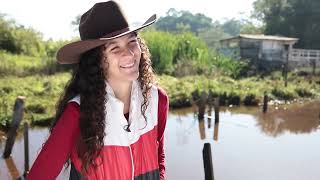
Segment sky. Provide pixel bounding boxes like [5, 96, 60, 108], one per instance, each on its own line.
[0, 0, 256, 40]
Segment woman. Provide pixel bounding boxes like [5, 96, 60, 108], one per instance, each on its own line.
[26, 1, 168, 180]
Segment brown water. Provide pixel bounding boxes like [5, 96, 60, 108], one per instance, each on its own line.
[0, 100, 319, 180]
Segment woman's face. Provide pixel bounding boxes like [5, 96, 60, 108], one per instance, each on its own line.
[102, 32, 141, 83]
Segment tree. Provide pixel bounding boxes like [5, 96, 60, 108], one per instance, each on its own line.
[240, 20, 264, 34]
[221, 19, 242, 36]
[155, 8, 213, 34]
[198, 26, 231, 50]
[71, 15, 81, 31]
[252, 0, 320, 49]
[0, 14, 18, 53]
[0, 13, 45, 56]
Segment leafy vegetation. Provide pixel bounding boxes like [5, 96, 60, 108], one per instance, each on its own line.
[1, 72, 319, 128]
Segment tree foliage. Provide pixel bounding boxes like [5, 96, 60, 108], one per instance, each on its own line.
[0, 14, 46, 56]
[253, 0, 320, 49]
[154, 9, 262, 50]
[155, 8, 213, 34]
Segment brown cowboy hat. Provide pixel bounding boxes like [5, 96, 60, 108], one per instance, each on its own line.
[57, 1, 156, 64]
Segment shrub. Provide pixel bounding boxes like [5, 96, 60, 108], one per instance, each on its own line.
[243, 94, 260, 106]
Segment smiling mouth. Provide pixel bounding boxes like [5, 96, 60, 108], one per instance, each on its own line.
[120, 62, 135, 68]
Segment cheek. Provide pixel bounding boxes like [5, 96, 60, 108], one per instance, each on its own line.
[101, 56, 117, 75]
[134, 46, 142, 60]
[101, 58, 109, 70]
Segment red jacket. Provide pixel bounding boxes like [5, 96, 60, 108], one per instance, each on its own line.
[26, 86, 168, 180]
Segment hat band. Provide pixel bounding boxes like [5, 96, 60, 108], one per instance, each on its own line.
[99, 27, 133, 40]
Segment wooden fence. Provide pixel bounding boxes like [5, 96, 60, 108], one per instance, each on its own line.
[290, 48, 320, 67]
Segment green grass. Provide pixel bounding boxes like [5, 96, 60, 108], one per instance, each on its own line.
[0, 51, 43, 76]
[1, 72, 319, 128]
[0, 73, 71, 129]
[158, 74, 320, 107]
[0, 51, 72, 77]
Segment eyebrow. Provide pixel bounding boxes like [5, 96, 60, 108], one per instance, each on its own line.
[105, 33, 137, 49]
[105, 41, 117, 50]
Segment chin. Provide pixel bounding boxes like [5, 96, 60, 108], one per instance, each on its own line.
[125, 73, 139, 81]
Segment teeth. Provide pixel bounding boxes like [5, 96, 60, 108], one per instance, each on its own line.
[121, 62, 134, 68]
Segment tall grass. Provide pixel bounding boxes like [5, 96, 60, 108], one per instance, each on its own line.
[141, 30, 211, 75]
[0, 73, 71, 129]
[0, 51, 72, 77]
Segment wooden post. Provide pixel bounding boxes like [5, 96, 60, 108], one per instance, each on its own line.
[3, 96, 26, 158]
[207, 105, 212, 129]
[23, 122, 29, 177]
[214, 97, 219, 124]
[312, 59, 316, 76]
[317, 51, 320, 75]
[207, 90, 214, 129]
[198, 91, 207, 120]
[263, 93, 268, 113]
[284, 45, 291, 87]
[203, 143, 214, 180]
[207, 90, 214, 107]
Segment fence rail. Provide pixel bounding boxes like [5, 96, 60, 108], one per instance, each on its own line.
[290, 48, 320, 62]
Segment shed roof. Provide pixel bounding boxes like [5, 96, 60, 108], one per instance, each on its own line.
[221, 34, 299, 42]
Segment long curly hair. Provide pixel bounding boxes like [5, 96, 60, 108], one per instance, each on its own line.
[50, 33, 155, 176]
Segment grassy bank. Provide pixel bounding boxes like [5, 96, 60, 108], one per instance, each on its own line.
[0, 72, 319, 129]
[0, 73, 71, 128]
[0, 51, 72, 77]
[159, 73, 320, 107]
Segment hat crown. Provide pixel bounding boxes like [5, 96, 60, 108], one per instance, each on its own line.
[79, 1, 129, 40]
[56, 1, 156, 64]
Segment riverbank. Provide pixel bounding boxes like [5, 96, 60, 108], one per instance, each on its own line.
[0, 72, 319, 129]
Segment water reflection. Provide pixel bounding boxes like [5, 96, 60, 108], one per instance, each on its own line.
[198, 119, 206, 140]
[213, 123, 219, 141]
[4, 156, 20, 179]
[186, 100, 320, 137]
[255, 100, 320, 137]
[173, 114, 196, 146]
[197, 106, 220, 141]
[170, 100, 320, 142]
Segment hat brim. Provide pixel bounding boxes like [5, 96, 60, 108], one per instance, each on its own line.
[57, 14, 157, 64]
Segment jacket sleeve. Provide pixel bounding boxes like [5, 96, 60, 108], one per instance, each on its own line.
[26, 102, 80, 180]
[157, 87, 169, 180]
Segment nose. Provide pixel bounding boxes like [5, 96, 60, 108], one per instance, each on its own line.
[123, 46, 134, 57]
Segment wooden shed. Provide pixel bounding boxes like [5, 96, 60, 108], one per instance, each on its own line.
[219, 34, 320, 74]
[219, 34, 298, 62]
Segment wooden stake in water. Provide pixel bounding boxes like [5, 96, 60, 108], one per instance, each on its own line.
[207, 91, 214, 129]
[214, 97, 219, 124]
[263, 94, 268, 113]
[197, 91, 207, 120]
[3, 96, 26, 158]
[203, 143, 214, 180]
[23, 122, 29, 177]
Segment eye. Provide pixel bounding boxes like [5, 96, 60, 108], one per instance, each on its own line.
[110, 46, 120, 53]
[129, 39, 137, 44]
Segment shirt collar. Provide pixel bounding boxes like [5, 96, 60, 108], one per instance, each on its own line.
[104, 80, 141, 113]
[105, 80, 139, 100]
